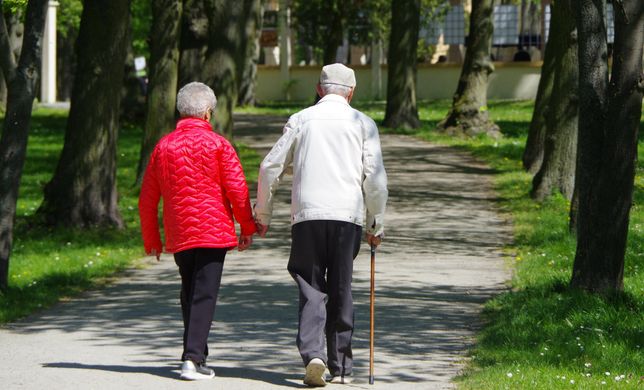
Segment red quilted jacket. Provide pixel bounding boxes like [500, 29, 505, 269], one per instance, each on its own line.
[138, 117, 257, 254]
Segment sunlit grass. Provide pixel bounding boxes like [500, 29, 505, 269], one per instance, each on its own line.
[0, 108, 261, 322]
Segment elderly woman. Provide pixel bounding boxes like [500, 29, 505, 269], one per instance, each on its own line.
[139, 82, 256, 380]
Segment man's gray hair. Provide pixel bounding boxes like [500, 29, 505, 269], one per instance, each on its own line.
[176, 82, 217, 118]
[320, 83, 353, 98]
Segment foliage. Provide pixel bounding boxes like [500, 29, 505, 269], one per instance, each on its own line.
[0, 108, 261, 323]
[57, 0, 82, 38]
[130, 0, 151, 57]
[2, 0, 27, 14]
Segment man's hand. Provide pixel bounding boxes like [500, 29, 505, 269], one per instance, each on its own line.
[366, 233, 382, 247]
[256, 222, 269, 238]
[238, 234, 253, 251]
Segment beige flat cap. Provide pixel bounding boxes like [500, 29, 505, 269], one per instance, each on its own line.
[319, 63, 356, 88]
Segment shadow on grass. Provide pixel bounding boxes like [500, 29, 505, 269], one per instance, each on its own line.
[471, 281, 643, 370]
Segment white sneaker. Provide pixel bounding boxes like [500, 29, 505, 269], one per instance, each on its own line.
[303, 358, 327, 387]
[179, 360, 215, 380]
[329, 375, 353, 384]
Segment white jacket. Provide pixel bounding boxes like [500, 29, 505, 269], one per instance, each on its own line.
[255, 94, 388, 236]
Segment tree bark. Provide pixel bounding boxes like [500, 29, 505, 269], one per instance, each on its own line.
[0, 9, 23, 109]
[571, 0, 643, 292]
[178, 0, 208, 88]
[135, 0, 182, 185]
[0, 0, 48, 292]
[437, 0, 500, 137]
[237, 0, 262, 107]
[37, 0, 131, 228]
[522, 8, 558, 174]
[530, 0, 578, 202]
[382, 0, 420, 129]
[322, 3, 344, 65]
[202, 0, 244, 139]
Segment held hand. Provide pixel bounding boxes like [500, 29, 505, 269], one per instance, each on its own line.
[366, 234, 382, 248]
[150, 249, 161, 261]
[238, 234, 253, 251]
[256, 222, 269, 238]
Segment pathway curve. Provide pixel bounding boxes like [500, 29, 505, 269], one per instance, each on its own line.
[0, 114, 510, 389]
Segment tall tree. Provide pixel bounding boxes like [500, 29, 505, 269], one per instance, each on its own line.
[178, 0, 208, 87]
[0, 7, 24, 109]
[529, 0, 578, 202]
[135, 0, 182, 185]
[0, 0, 48, 292]
[292, 0, 350, 65]
[522, 13, 558, 174]
[202, 0, 245, 138]
[236, 0, 262, 107]
[37, 0, 131, 228]
[437, 0, 499, 137]
[382, 0, 420, 129]
[570, 0, 643, 292]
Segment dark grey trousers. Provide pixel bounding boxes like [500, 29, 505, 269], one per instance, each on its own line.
[288, 220, 362, 376]
[174, 247, 227, 364]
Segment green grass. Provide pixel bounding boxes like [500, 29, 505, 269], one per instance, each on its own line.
[241, 99, 644, 389]
[0, 109, 261, 322]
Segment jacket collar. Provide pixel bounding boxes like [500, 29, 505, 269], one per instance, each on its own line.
[176, 117, 213, 132]
[317, 94, 350, 106]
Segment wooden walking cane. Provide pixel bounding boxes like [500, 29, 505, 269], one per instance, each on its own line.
[369, 244, 376, 385]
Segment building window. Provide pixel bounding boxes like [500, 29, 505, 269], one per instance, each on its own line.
[493, 5, 519, 46]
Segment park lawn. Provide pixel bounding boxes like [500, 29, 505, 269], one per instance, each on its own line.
[0, 109, 262, 323]
[240, 99, 643, 389]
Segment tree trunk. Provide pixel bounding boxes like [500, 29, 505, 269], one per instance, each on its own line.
[571, 0, 643, 292]
[37, 0, 131, 228]
[236, 0, 262, 107]
[530, 0, 578, 202]
[322, 4, 344, 65]
[0, 0, 48, 292]
[178, 0, 208, 88]
[202, 0, 244, 139]
[382, 0, 420, 129]
[0, 9, 23, 109]
[437, 0, 499, 138]
[135, 0, 182, 185]
[56, 28, 76, 102]
[522, 9, 558, 174]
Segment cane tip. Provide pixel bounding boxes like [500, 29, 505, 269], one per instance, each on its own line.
[369, 375, 375, 385]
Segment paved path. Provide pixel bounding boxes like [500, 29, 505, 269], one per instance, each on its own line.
[0, 114, 510, 389]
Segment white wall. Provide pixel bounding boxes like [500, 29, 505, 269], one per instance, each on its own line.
[256, 62, 543, 102]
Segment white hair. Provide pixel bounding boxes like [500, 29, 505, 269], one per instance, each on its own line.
[320, 83, 352, 98]
[176, 82, 217, 118]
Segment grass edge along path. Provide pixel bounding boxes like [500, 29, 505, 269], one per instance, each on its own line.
[0, 108, 262, 323]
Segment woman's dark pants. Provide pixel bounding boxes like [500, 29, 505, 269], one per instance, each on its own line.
[174, 247, 227, 364]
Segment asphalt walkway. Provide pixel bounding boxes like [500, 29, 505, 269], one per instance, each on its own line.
[0, 114, 510, 389]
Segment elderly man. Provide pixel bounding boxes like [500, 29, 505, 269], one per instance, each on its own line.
[139, 82, 256, 380]
[255, 64, 388, 386]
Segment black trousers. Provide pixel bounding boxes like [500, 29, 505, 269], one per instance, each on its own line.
[174, 247, 227, 364]
[288, 220, 362, 376]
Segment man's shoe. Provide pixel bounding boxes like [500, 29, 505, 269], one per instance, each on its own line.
[179, 360, 215, 380]
[329, 375, 353, 384]
[303, 358, 327, 387]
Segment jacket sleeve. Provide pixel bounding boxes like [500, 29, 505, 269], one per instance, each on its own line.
[218, 139, 257, 236]
[254, 117, 298, 226]
[362, 117, 388, 236]
[138, 149, 163, 254]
